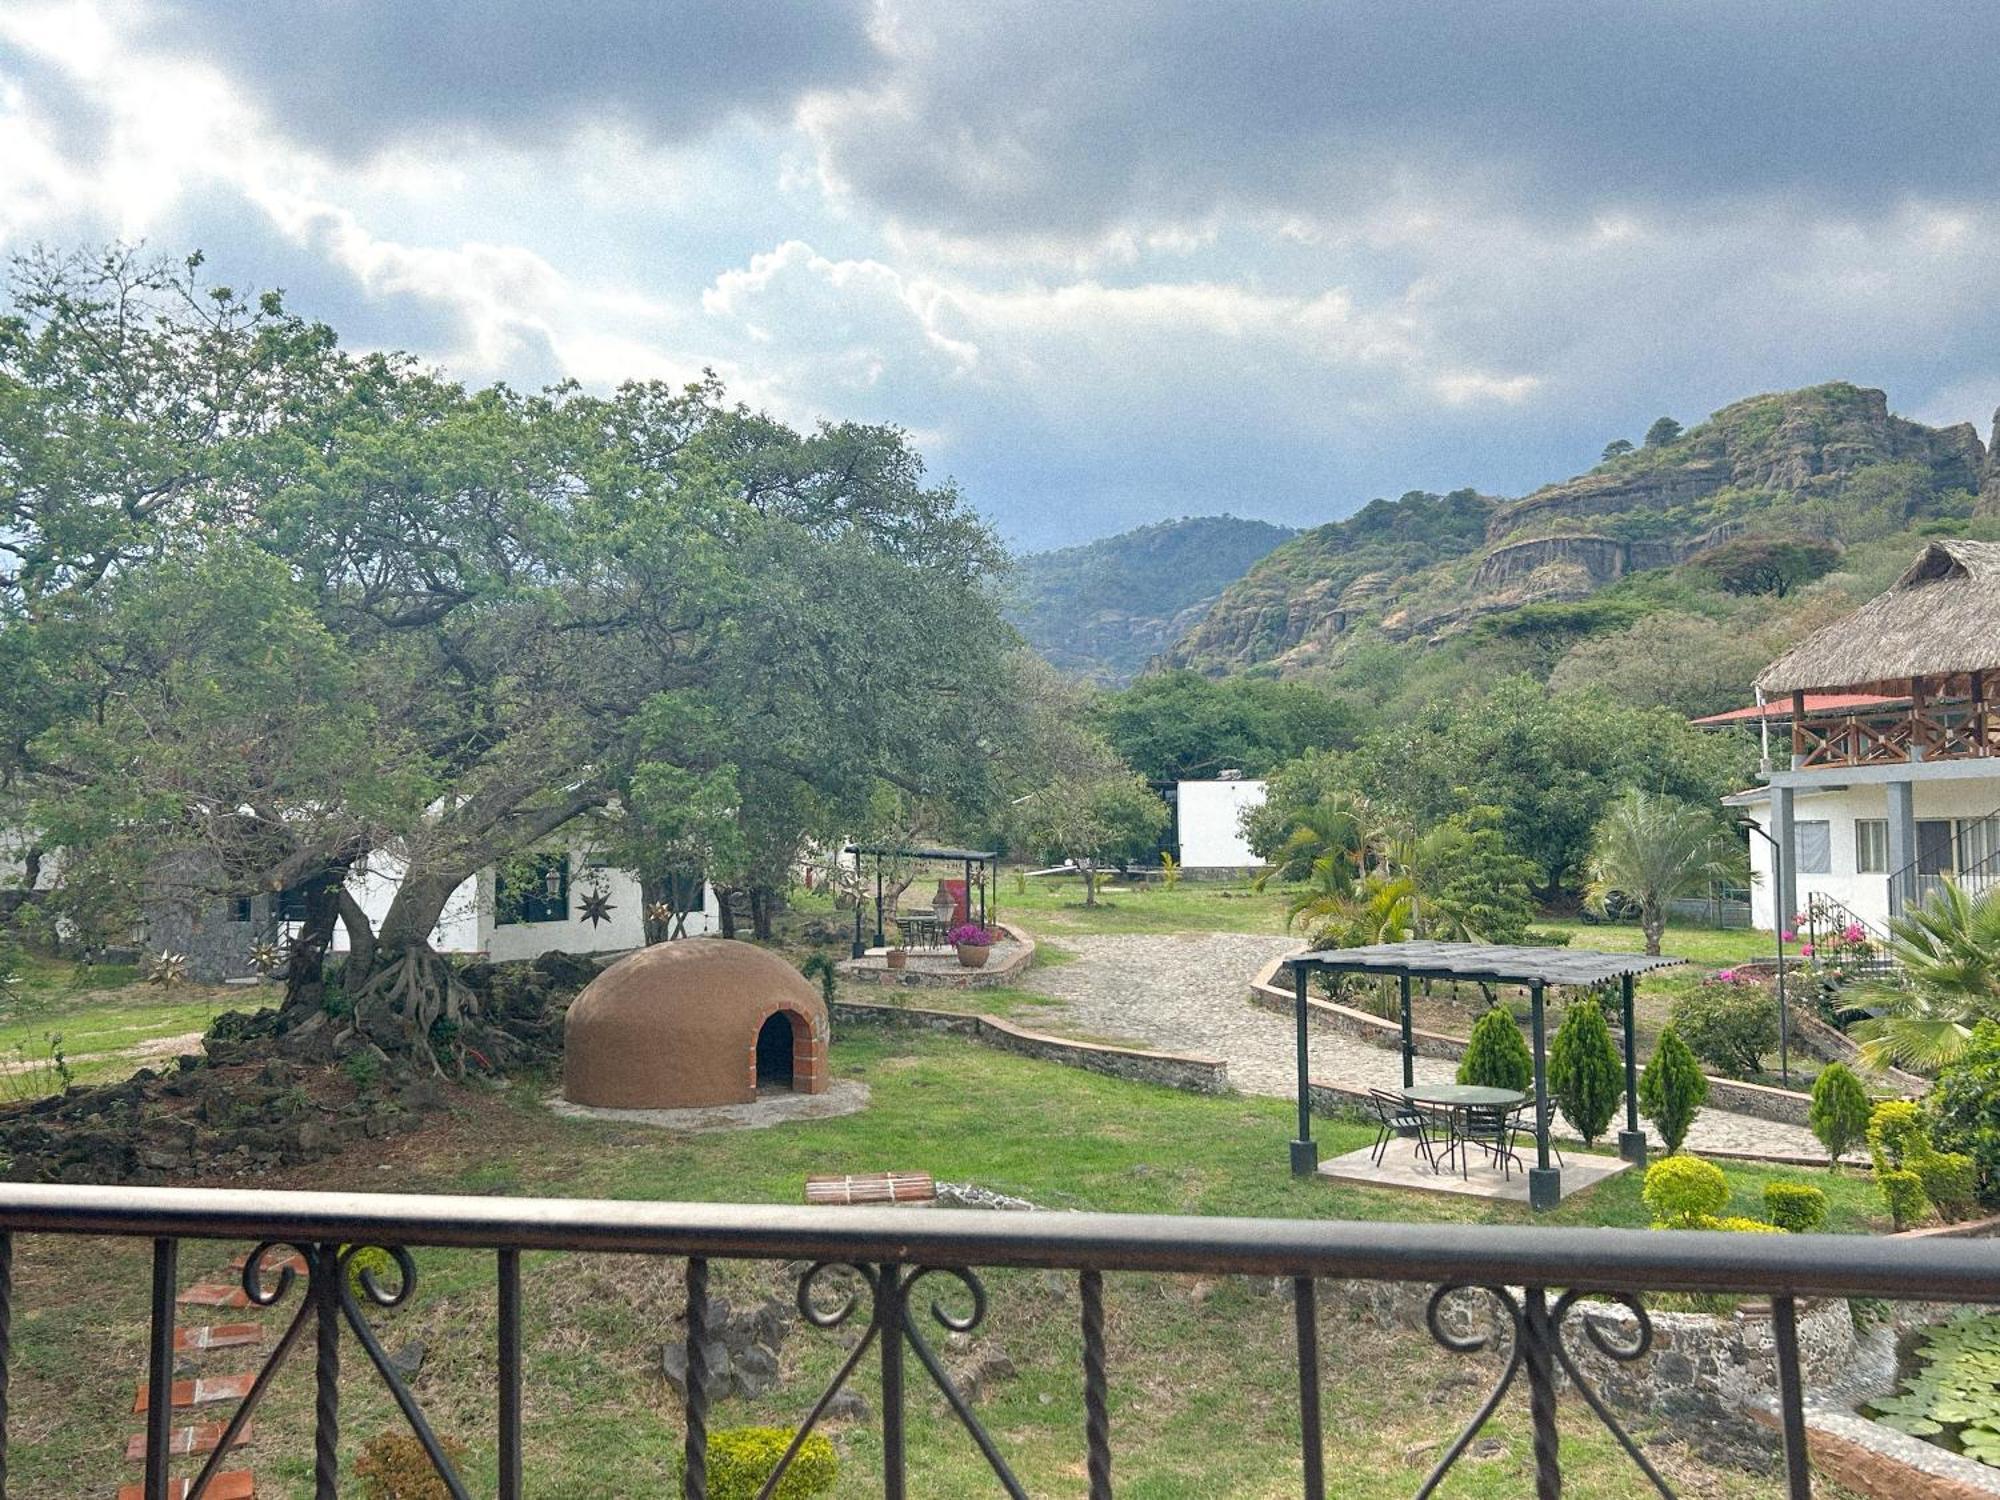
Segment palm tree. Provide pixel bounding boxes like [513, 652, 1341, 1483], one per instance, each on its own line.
[1851, 882, 2000, 1071]
[1583, 790, 1746, 956]
[1253, 793, 1376, 891]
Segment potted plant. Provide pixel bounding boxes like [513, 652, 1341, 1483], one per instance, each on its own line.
[886, 926, 909, 970]
[950, 923, 998, 968]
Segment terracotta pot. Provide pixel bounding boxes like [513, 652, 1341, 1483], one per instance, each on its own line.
[955, 943, 991, 969]
[886, 948, 908, 970]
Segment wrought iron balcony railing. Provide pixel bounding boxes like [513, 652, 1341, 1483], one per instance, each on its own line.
[3, 1182, 1997, 1499]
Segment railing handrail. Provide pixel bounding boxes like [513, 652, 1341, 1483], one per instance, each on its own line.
[4, 1182, 1999, 1301]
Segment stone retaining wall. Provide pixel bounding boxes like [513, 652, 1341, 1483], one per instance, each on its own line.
[832, 999, 1231, 1095]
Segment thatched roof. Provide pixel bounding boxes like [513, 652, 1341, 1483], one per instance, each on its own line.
[1755, 539, 2000, 695]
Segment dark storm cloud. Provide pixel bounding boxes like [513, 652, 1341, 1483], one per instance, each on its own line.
[812, 1, 2000, 240]
[140, 0, 882, 159]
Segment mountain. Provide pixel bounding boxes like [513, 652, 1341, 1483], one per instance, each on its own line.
[1166, 383, 2000, 680]
[1007, 515, 1294, 683]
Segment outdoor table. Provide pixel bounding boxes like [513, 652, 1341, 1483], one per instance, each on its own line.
[896, 914, 943, 951]
[1401, 1084, 1526, 1177]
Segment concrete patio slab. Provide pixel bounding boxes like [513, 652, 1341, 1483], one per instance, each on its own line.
[1315, 1141, 1631, 1204]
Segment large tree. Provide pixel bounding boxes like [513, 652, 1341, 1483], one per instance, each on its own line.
[3, 248, 1009, 1069]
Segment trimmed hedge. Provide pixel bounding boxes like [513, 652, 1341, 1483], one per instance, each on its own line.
[1643, 1154, 1728, 1228]
[1762, 1182, 1828, 1234]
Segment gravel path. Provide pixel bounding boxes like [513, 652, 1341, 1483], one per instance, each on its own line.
[1022, 932, 1833, 1161]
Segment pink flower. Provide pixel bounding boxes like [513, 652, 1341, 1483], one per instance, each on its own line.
[1715, 969, 1737, 983]
[1799, 943, 1815, 957]
[1843, 923, 1866, 943]
[1781, 928, 1798, 943]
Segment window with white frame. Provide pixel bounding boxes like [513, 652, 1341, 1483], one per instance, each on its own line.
[1794, 820, 1831, 875]
[1855, 819, 1889, 874]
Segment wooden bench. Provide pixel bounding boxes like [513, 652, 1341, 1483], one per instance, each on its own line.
[805, 1172, 937, 1206]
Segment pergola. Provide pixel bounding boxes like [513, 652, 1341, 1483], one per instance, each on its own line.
[1285, 941, 1684, 1210]
[843, 844, 998, 957]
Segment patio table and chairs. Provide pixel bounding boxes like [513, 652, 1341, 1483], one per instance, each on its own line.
[1399, 1083, 1528, 1179]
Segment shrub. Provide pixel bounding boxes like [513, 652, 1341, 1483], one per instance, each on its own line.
[1763, 1182, 1829, 1234]
[1643, 1154, 1729, 1227]
[798, 953, 838, 1007]
[347, 1246, 401, 1301]
[1918, 1152, 1979, 1222]
[1879, 1168, 1930, 1231]
[947, 923, 997, 948]
[1867, 1100, 1929, 1172]
[707, 1427, 839, 1500]
[1458, 1007, 1532, 1093]
[1808, 1063, 1873, 1165]
[1706, 1214, 1784, 1233]
[1638, 1026, 1709, 1154]
[1927, 1020, 2000, 1204]
[1548, 997, 1622, 1146]
[355, 1432, 468, 1500]
[1670, 977, 1778, 1077]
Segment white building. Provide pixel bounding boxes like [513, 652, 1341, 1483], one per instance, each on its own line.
[1174, 776, 1267, 871]
[1720, 540, 2000, 932]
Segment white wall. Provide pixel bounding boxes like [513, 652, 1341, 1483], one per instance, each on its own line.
[328, 848, 482, 955]
[1741, 771, 2000, 930]
[1177, 779, 1267, 869]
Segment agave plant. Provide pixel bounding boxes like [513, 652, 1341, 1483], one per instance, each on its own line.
[1852, 881, 2000, 1071]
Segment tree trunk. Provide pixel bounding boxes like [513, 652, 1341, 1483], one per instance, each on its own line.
[1081, 863, 1098, 908]
[750, 886, 775, 941]
[716, 888, 738, 939]
[277, 874, 344, 1025]
[1641, 899, 1665, 956]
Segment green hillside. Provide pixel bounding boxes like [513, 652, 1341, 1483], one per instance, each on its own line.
[1164, 382, 2000, 717]
[1006, 514, 1293, 682]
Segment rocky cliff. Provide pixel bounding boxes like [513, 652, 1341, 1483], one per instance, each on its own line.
[1165, 383, 1991, 675]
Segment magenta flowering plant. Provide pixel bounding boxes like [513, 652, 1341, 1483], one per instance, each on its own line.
[948, 923, 998, 948]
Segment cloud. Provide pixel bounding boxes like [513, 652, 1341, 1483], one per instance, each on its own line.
[137, 0, 884, 161]
[806, 1, 2000, 251]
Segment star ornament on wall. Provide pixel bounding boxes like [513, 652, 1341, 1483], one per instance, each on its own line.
[579, 889, 617, 928]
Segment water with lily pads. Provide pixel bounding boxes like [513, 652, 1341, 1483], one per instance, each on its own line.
[1867, 1311, 2000, 1466]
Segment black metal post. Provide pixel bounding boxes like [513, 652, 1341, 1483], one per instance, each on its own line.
[964, 859, 973, 928]
[1777, 913, 1792, 1088]
[1772, 1294, 1813, 1498]
[874, 861, 885, 950]
[1398, 973, 1415, 1089]
[880, 1263, 907, 1500]
[1617, 974, 1646, 1165]
[1528, 983, 1559, 1210]
[1294, 1276, 1325, 1500]
[0, 1231, 11, 1500]
[851, 898, 864, 960]
[684, 1257, 709, 1500]
[1081, 1269, 1111, 1500]
[314, 1241, 341, 1500]
[498, 1249, 523, 1500]
[1291, 964, 1317, 1174]
[1522, 1287, 1561, 1500]
[145, 1237, 178, 1500]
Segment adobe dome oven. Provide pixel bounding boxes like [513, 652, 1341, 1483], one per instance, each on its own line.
[561, 938, 829, 1109]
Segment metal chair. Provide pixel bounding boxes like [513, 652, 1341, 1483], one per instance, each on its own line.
[1460, 1103, 1520, 1179]
[1489, 1099, 1562, 1177]
[1367, 1089, 1441, 1170]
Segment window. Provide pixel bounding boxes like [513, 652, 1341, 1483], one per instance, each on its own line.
[275, 875, 335, 922]
[496, 856, 569, 925]
[231, 895, 255, 923]
[1960, 818, 1999, 875]
[1794, 820, 1831, 875]
[1855, 819, 1889, 874]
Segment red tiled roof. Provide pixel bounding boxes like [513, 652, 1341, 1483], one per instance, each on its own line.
[1690, 692, 1904, 726]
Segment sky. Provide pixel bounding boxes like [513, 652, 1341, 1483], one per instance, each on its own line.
[6, 3, 2000, 551]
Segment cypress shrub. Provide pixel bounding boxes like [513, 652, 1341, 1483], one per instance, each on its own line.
[1458, 1007, 1532, 1092]
[1548, 997, 1622, 1146]
[1808, 1064, 1872, 1166]
[1762, 1182, 1828, 1234]
[1637, 1026, 1708, 1154]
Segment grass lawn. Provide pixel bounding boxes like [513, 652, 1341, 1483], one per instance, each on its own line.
[998, 868, 1298, 936]
[0, 956, 268, 1090]
[6, 1029, 1882, 1498]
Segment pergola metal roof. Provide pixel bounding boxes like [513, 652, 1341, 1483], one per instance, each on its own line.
[843, 843, 997, 862]
[1288, 941, 1684, 986]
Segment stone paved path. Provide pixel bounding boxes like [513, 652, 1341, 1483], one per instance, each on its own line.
[1021, 931, 1833, 1161]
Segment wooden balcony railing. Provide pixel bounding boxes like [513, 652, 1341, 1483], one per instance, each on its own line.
[1793, 702, 2000, 769]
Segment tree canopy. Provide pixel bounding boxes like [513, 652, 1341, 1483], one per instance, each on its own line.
[1, 247, 1012, 1064]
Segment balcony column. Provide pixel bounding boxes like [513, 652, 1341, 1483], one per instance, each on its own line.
[1771, 786, 1797, 934]
[1886, 780, 1917, 918]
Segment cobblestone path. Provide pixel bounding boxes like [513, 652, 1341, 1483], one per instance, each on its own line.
[1022, 931, 1833, 1161]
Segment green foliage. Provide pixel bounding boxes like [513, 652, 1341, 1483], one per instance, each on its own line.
[1423, 808, 1540, 944]
[346, 1246, 400, 1301]
[1098, 671, 1360, 781]
[1879, 1169, 1931, 1231]
[799, 953, 838, 1008]
[1548, 610, 1785, 719]
[355, 1431, 469, 1500]
[1644, 415, 1684, 447]
[1670, 978, 1778, 1077]
[1584, 790, 1746, 954]
[1928, 1022, 2000, 1204]
[1601, 438, 1635, 461]
[344, 1051, 382, 1092]
[1638, 1026, 1708, 1153]
[1548, 998, 1622, 1146]
[1920, 1152, 1980, 1222]
[1642, 1154, 1729, 1227]
[0, 1032, 71, 1104]
[1853, 882, 2000, 1070]
[1868, 1310, 2000, 1461]
[1158, 851, 1181, 889]
[1688, 534, 1843, 598]
[706, 1427, 839, 1500]
[1808, 1063, 1873, 1164]
[1762, 1182, 1828, 1234]
[1458, 1007, 1533, 1093]
[1869, 1099, 1930, 1171]
[1705, 1214, 1783, 1233]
